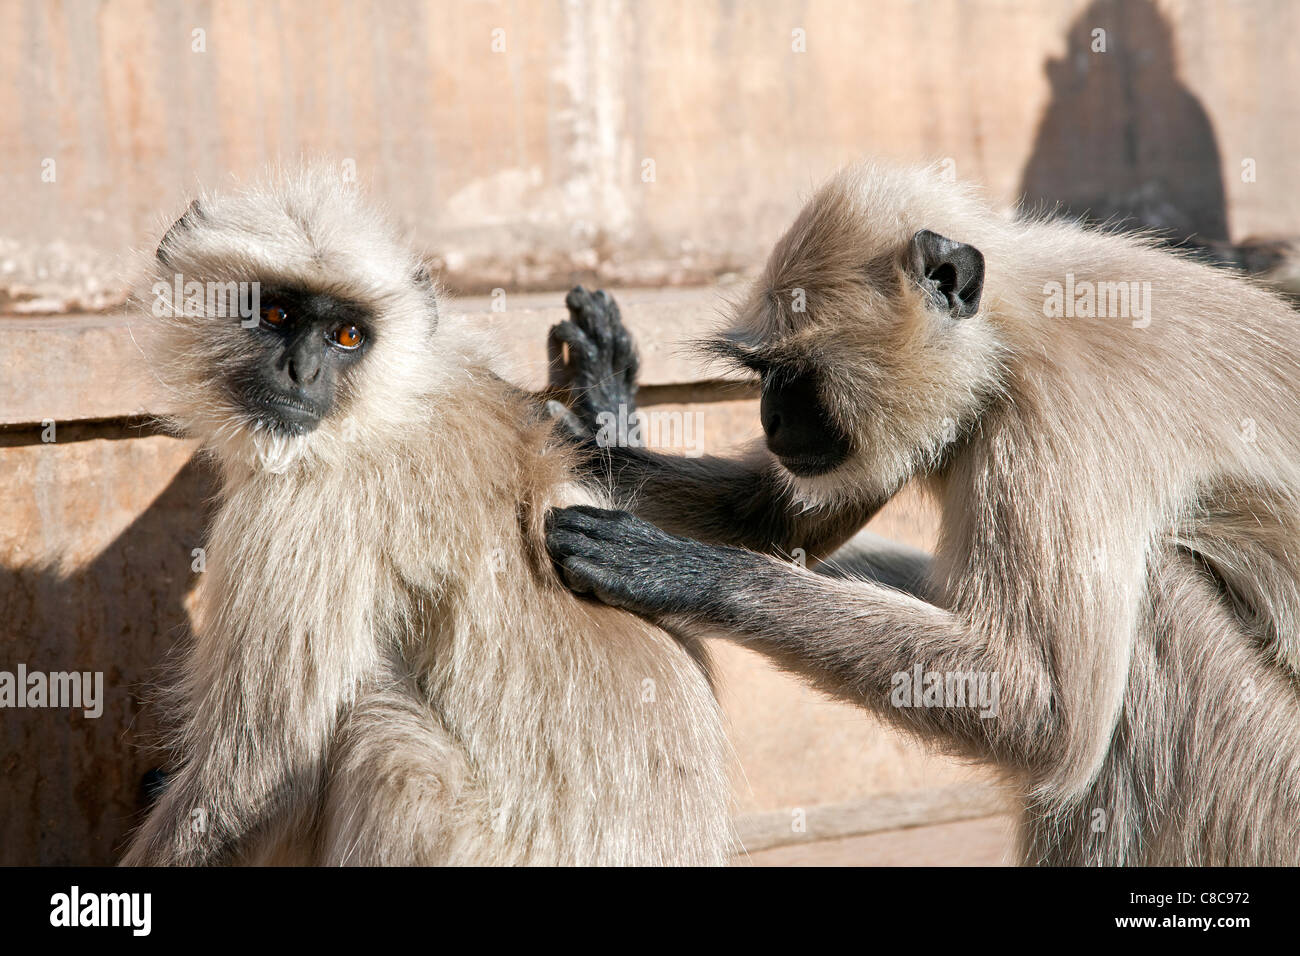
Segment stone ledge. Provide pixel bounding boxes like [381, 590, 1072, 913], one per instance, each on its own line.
[734, 783, 1011, 854]
[740, 814, 1015, 866]
[0, 286, 749, 427]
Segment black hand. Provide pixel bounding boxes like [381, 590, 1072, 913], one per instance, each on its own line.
[548, 287, 640, 433]
[545, 505, 764, 618]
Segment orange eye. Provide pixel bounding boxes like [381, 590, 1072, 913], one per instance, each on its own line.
[333, 325, 364, 349]
[261, 304, 288, 326]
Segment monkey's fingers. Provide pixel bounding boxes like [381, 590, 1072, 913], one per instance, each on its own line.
[558, 557, 600, 596]
[564, 286, 602, 337]
[564, 285, 594, 314]
[544, 399, 591, 440]
[543, 502, 613, 538]
[545, 504, 627, 534]
[597, 292, 641, 390]
[545, 520, 609, 580]
[562, 287, 639, 386]
[614, 334, 639, 383]
[567, 285, 616, 351]
[548, 320, 601, 387]
[589, 290, 637, 377]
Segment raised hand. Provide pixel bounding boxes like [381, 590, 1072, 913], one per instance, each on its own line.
[548, 286, 640, 436]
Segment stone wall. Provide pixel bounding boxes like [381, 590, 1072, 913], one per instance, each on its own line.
[3, 0, 1296, 309]
[4, 0, 1295, 863]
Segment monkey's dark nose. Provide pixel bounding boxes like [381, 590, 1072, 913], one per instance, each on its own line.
[761, 370, 851, 475]
[284, 334, 323, 385]
[761, 371, 823, 456]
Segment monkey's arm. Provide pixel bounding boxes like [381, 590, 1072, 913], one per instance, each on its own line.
[545, 506, 1055, 765]
[120, 680, 333, 867]
[120, 733, 310, 866]
[819, 530, 934, 599]
[548, 286, 890, 564]
[589, 443, 887, 564]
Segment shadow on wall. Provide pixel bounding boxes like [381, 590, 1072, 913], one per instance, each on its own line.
[1019, 0, 1228, 248]
[0, 449, 214, 865]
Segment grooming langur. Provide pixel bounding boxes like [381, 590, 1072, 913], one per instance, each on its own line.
[121, 167, 731, 866]
[547, 163, 1300, 865]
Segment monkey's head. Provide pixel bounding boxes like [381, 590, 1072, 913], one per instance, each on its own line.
[713, 163, 1008, 506]
[137, 166, 452, 473]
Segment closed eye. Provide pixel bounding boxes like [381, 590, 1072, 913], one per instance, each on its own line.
[698, 337, 772, 376]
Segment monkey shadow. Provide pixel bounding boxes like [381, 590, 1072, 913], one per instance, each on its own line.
[1019, 0, 1228, 250]
[0, 452, 215, 865]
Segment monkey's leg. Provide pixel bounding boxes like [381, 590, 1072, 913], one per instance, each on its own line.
[119, 747, 320, 866]
[121, 637, 368, 864]
[545, 506, 1055, 765]
[320, 676, 484, 866]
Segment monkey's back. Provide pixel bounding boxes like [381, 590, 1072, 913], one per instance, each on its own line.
[938, 221, 1300, 864]
[295, 379, 734, 865]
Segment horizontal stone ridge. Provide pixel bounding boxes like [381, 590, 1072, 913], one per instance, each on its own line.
[0, 286, 750, 427]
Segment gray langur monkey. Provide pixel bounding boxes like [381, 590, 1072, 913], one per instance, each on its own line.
[546, 162, 1300, 866]
[121, 166, 732, 866]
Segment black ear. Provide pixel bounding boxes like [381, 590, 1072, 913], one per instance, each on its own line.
[907, 229, 985, 318]
[156, 199, 204, 265]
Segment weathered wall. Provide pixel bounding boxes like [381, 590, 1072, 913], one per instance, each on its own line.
[0, 432, 210, 864]
[2, 0, 1297, 309]
[4, 0, 1291, 863]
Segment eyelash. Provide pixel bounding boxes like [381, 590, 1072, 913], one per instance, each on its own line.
[706, 340, 770, 376]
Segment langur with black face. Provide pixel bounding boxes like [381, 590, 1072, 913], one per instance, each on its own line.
[547, 162, 1300, 865]
[121, 166, 732, 866]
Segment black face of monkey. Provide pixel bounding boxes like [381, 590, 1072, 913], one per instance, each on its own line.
[230, 287, 372, 435]
[760, 366, 852, 476]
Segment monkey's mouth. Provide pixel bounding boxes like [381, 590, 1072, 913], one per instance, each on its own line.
[247, 394, 324, 435]
[777, 451, 847, 477]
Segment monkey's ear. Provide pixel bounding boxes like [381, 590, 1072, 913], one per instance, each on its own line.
[156, 199, 205, 265]
[907, 229, 984, 318]
[412, 263, 439, 327]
